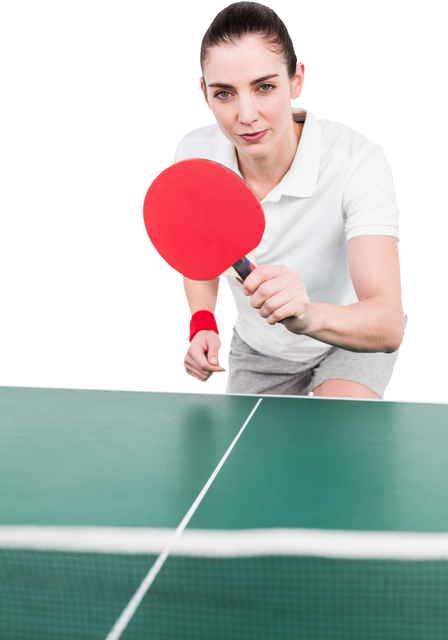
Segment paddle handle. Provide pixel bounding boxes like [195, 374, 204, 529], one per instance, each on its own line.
[232, 256, 257, 281]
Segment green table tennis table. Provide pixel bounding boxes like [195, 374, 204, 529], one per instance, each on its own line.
[1, 386, 448, 639]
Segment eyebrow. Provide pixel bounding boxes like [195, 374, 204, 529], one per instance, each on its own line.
[207, 74, 280, 90]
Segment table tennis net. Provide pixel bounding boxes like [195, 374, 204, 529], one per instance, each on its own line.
[1, 535, 448, 640]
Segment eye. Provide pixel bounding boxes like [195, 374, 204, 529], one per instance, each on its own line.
[215, 84, 275, 100]
[259, 83, 274, 92]
[215, 91, 229, 100]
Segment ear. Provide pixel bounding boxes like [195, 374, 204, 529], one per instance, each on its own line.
[200, 77, 211, 108]
[291, 62, 305, 100]
[198, 75, 212, 113]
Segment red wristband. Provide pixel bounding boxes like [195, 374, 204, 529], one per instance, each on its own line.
[189, 310, 219, 342]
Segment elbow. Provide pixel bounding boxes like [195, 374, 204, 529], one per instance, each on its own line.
[383, 315, 406, 354]
[384, 340, 402, 354]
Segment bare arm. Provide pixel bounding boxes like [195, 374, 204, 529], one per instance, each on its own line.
[180, 276, 227, 384]
[183, 277, 220, 314]
[306, 236, 404, 352]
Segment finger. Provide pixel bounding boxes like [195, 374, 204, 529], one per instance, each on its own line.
[266, 299, 310, 324]
[184, 364, 215, 384]
[208, 360, 226, 371]
[185, 351, 226, 374]
[185, 360, 225, 381]
[242, 264, 289, 296]
[249, 280, 287, 311]
[186, 354, 226, 373]
[187, 344, 213, 370]
[251, 276, 304, 316]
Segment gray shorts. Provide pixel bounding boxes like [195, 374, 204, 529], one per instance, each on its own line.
[226, 323, 406, 398]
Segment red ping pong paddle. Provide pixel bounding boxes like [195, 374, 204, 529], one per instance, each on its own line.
[143, 159, 265, 281]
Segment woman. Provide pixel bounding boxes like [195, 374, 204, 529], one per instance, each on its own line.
[178, 2, 405, 399]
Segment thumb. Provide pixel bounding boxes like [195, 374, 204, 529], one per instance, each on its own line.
[207, 347, 220, 366]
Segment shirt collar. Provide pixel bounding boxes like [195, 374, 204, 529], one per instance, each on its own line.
[215, 107, 322, 202]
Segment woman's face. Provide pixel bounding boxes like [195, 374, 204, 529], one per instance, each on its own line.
[201, 36, 303, 161]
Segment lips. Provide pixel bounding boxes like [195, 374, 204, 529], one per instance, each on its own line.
[240, 130, 264, 138]
[238, 129, 268, 143]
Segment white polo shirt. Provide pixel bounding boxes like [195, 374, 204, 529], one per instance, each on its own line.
[174, 108, 399, 362]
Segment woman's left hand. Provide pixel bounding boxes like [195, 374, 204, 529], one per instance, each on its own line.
[242, 264, 313, 334]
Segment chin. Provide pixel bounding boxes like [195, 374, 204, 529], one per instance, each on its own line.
[237, 145, 271, 159]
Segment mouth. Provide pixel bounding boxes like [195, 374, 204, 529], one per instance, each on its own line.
[240, 129, 266, 138]
[238, 129, 268, 142]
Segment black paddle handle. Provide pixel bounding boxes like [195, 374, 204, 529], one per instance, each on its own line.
[232, 257, 256, 281]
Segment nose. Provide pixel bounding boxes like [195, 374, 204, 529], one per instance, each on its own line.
[237, 94, 259, 126]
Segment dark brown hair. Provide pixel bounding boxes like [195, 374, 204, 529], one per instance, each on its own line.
[200, 2, 297, 80]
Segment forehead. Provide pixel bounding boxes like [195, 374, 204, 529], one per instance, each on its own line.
[203, 36, 286, 83]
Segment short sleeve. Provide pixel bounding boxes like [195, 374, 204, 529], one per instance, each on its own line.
[342, 145, 399, 241]
[173, 140, 184, 164]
